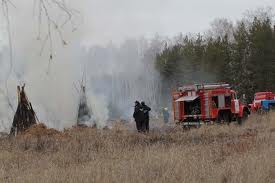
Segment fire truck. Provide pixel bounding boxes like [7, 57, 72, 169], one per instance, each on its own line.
[172, 83, 250, 126]
[249, 92, 275, 112]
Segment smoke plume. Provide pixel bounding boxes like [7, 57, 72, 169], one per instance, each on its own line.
[0, 1, 164, 132]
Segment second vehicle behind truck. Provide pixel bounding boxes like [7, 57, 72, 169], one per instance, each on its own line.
[249, 92, 275, 112]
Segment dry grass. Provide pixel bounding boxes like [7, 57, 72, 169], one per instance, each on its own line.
[0, 113, 274, 183]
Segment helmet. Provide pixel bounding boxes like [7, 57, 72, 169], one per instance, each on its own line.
[141, 101, 145, 105]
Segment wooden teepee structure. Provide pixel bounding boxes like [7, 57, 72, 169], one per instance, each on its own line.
[77, 85, 92, 127]
[10, 85, 37, 136]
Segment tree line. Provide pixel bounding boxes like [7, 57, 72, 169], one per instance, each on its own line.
[155, 8, 275, 102]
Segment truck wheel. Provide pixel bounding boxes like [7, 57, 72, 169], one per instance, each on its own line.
[216, 114, 222, 124]
[224, 112, 232, 124]
[238, 111, 248, 125]
[269, 104, 275, 111]
[216, 112, 231, 124]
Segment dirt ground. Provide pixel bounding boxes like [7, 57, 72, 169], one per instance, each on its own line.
[0, 113, 274, 183]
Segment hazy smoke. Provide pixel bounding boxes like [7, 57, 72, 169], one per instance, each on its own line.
[0, 1, 165, 132]
[0, 39, 163, 131]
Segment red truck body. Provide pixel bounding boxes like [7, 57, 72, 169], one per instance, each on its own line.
[172, 83, 249, 125]
[249, 92, 275, 111]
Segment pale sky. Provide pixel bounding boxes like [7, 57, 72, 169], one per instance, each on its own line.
[1, 0, 275, 46]
[79, 0, 275, 45]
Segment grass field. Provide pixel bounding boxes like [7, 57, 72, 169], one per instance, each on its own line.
[0, 113, 274, 183]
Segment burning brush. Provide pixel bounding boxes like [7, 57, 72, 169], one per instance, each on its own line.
[10, 85, 38, 136]
[77, 85, 93, 127]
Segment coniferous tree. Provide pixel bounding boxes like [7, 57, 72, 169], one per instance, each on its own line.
[155, 9, 275, 102]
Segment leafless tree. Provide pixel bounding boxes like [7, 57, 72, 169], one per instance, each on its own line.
[1, 0, 80, 110]
[206, 18, 234, 41]
[35, 0, 81, 60]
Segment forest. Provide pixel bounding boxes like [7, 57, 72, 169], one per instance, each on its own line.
[155, 8, 275, 102]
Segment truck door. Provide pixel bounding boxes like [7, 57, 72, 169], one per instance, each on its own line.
[218, 95, 225, 108]
[231, 93, 240, 113]
[234, 100, 240, 113]
[172, 92, 184, 122]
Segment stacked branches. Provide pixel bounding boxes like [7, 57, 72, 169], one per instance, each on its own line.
[10, 85, 37, 136]
[77, 85, 92, 127]
[0, 0, 80, 113]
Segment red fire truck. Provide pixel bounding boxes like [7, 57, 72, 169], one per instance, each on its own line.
[172, 83, 250, 126]
[249, 92, 275, 112]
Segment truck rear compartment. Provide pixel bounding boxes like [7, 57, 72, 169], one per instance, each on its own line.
[184, 97, 201, 115]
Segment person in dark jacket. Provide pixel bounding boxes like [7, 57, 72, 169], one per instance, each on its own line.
[141, 101, 151, 132]
[133, 101, 144, 132]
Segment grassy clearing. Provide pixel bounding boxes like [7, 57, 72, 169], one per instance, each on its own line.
[0, 113, 274, 183]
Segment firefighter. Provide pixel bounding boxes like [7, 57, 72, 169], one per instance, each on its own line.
[162, 107, 169, 124]
[141, 101, 151, 132]
[191, 104, 200, 115]
[133, 101, 144, 132]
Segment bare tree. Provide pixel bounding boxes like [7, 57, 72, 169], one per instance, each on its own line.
[243, 6, 274, 24]
[0, 0, 80, 110]
[35, 0, 81, 60]
[206, 18, 234, 41]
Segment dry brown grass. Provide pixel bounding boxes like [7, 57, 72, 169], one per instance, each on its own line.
[0, 113, 275, 183]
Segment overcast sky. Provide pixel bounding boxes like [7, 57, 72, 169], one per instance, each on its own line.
[1, 0, 275, 46]
[77, 0, 275, 45]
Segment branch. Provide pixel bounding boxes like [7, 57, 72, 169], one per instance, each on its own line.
[1, 0, 15, 112]
[36, 0, 80, 60]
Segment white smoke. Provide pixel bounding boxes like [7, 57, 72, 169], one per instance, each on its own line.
[0, 1, 164, 132]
